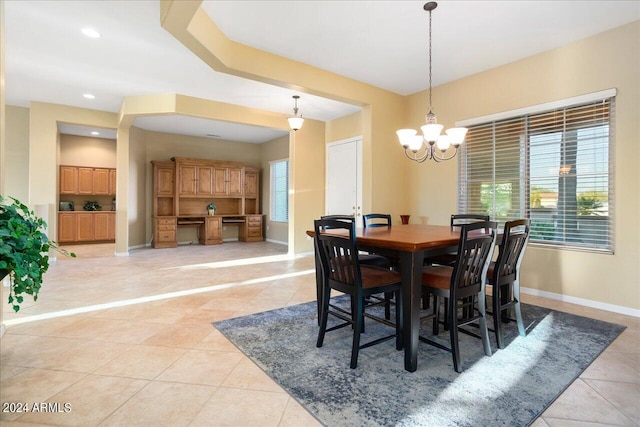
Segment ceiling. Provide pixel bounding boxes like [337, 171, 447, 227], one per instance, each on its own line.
[5, 1, 639, 142]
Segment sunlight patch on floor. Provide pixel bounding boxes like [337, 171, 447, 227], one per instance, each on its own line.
[4, 269, 315, 326]
[160, 253, 302, 271]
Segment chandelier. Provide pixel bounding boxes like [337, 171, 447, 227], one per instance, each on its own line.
[396, 2, 467, 163]
[287, 95, 304, 131]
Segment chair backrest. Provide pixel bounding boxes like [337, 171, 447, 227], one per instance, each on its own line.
[493, 219, 530, 285]
[320, 215, 356, 230]
[363, 213, 392, 228]
[314, 218, 362, 293]
[451, 214, 490, 227]
[450, 221, 497, 299]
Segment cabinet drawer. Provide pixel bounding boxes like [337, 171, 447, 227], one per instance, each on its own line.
[248, 217, 262, 226]
[247, 227, 261, 237]
[157, 218, 176, 226]
[158, 224, 176, 231]
[158, 230, 176, 242]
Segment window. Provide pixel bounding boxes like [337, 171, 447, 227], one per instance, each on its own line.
[458, 91, 614, 252]
[270, 159, 289, 222]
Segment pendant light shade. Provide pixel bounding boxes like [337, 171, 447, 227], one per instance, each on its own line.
[288, 95, 304, 131]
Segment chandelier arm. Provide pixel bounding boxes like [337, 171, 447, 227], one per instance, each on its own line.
[431, 146, 459, 162]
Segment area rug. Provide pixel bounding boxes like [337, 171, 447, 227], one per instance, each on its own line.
[213, 296, 625, 427]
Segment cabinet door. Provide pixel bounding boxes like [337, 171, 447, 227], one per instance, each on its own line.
[108, 212, 116, 240]
[93, 168, 110, 195]
[78, 168, 94, 194]
[58, 213, 77, 242]
[94, 213, 110, 240]
[109, 169, 117, 196]
[156, 167, 174, 196]
[179, 165, 197, 195]
[60, 166, 78, 194]
[76, 213, 94, 241]
[206, 217, 222, 240]
[228, 167, 243, 196]
[244, 171, 258, 198]
[212, 167, 228, 196]
[197, 166, 213, 195]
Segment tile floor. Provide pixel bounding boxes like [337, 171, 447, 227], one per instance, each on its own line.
[0, 242, 638, 426]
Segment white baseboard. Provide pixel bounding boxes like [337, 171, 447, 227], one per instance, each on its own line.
[521, 286, 640, 318]
[266, 238, 288, 246]
[0, 324, 6, 339]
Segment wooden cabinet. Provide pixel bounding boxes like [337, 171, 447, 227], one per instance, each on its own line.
[78, 168, 94, 194]
[199, 217, 222, 245]
[94, 212, 115, 240]
[213, 166, 243, 197]
[109, 169, 117, 196]
[179, 164, 214, 196]
[58, 213, 77, 242]
[244, 168, 258, 198]
[59, 166, 116, 196]
[239, 215, 264, 242]
[153, 161, 175, 217]
[60, 167, 78, 194]
[58, 212, 115, 243]
[153, 217, 177, 248]
[93, 168, 110, 195]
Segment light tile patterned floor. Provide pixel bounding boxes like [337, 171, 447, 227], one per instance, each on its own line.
[0, 242, 638, 426]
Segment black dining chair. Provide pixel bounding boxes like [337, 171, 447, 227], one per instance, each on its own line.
[363, 213, 392, 228]
[486, 219, 530, 348]
[420, 221, 497, 372]
[318, 215, 393, 321]
[426, 214, 491, 267]
[314, 218, 403, 369]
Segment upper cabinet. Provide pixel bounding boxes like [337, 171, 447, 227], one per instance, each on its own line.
[178, 164, 214, 196]
[60, 165, 116, 196]
[213, 166, 243, 197]
[244, 167, 258, 199]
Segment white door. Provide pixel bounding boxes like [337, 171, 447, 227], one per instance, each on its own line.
[326, 138, 363, 224]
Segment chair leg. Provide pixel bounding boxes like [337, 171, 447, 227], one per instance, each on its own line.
[443, 298, 450, 331]
[350, 296, 364, 369]
[477, 290, 492, 357]
[432, 295, 441, 335]
[316, 285, 330, 348]
[514, 279, 526, 337]
[422, 288, 430, 310]
[449, 299, 461, 373]
[492, 283, 504, 349]
[395, 289, 403, 350]
[384, 292, 391, 320]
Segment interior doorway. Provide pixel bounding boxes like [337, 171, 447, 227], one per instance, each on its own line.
[325, 137, 363, 225]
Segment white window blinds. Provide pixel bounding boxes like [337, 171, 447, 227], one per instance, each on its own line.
[458, 94, 615, 253]
[270, 159, 289, 222]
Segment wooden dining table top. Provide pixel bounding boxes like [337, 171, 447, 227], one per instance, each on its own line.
[306, 223, 462, 253]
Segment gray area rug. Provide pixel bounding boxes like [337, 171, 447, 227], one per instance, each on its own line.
[213, 296, 625, 427]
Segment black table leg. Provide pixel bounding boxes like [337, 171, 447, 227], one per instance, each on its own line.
[400, 250, 424, 372]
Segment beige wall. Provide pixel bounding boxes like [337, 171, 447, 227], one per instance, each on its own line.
[128, 126, 147, 247]
[260, 134, 289, 244]
[326, 111, 362, 143]
[407, 21, 640, 311]
[4, 106, 29, 202]
[59, 134, 116, 167]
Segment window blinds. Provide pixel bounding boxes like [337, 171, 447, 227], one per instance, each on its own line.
[458, 95, 614, 253]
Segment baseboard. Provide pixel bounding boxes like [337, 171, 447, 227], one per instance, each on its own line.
[0, 324, 6, 339]
[521, 286, 640, 318]
[266, 238, 288, 246]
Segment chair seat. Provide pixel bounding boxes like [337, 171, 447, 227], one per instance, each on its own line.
[421, 265, 453, 290]
[358, 254, 391, 269]
[360, 265, 402, 289]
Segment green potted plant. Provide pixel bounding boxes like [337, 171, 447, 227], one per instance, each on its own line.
[83, 200, 101, 211]
[207, 202, 216, 216]
[0, 196, 75, 312]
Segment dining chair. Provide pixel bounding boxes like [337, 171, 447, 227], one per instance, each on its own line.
[362, 213, 392, 228]
[420, 220, 497, 373]
[426, 214, 491, 267]
[314, 218, 403, 369]
[319, 215, 393, 321]
[487, 219, 530, 348]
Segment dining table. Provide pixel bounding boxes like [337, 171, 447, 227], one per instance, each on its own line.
[307, 223, 466, 372]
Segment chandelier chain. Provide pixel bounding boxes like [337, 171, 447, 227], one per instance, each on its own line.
[428, 7, 432, 113]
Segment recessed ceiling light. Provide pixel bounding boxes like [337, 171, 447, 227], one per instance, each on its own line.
[83, 93, 95, 99]
[90, 131, 100, 136]
[81, 28, 101, 38]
